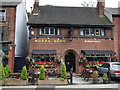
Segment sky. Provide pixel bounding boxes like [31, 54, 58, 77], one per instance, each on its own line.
[25, 0, 120, 12]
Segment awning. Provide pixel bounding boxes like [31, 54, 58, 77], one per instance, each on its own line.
[81, 50, 116, 55]
[31, 50, 56, 54]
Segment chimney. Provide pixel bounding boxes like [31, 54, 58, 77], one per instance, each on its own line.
[32, 0, 39, 15]
[97, 0, 105, 16]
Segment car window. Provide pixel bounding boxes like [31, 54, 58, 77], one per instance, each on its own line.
[101, 63, 109, 68]
[112, 63, 120, 69]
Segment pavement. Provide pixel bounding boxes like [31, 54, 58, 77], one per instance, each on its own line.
[0, 76, 120, 90]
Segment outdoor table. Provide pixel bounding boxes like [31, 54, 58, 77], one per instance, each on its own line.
[83, 68, 93, 81]
[9, 73, 21, 79]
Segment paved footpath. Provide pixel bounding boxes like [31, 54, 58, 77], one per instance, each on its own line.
[0, 84, 119, 90]
[0, 76, 120, 90]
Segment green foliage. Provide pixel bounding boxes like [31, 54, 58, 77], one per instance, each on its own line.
[4, 67, 9, 77]
[39, 65, 45, 80]
[60, 78, 65, 81]
[6, 65, 12, 73]
[21, 66, 27, 80]
[0, 64, 6, 79]
[61, 63, 67, 79]
[102, 73, 108, 80]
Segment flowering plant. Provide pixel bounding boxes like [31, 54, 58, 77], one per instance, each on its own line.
[54, 56, 61, 64]
[83, 61, 106, 68]
[79, 56, 87, 63]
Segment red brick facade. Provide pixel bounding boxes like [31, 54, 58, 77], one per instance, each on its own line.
[29, 27, 114, 73]
[113, 16, 120, 59]
[0, 6, 16, 72]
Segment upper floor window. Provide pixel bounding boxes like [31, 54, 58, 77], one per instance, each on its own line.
[0, 9, 6, 21]
[39, 27, 59, 35]
[0, 27, 4, 41]
[80, 28, 105, 36]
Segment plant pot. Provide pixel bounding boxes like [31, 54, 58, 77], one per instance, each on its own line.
[93, 79, 98, 84]
[103, 80, 108, 84]
[3, 79, 28, 86]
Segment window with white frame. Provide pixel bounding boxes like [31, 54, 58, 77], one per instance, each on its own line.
[0, 9, 6, 21]
[80, 28, 104, 36]
[39, 27, 59, 35]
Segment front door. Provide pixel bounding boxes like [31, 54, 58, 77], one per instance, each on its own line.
[65, 52, 76, 72]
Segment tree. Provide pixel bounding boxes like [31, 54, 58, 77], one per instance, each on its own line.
[61, 62, 67, 79]
[81, 0, 96, 7]
[39, 65, 45, 80]
[21, 66, 27, 80]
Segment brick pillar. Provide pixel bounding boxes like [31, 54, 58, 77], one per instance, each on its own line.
[8, 45, 15, 72]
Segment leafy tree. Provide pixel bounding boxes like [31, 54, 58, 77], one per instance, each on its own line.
[39, 65, 45, 80]
[61, 62, 67, 79]
[21, 66, 27, 80]
[81, 1, 96, 7]
[0, 64, 6, 79]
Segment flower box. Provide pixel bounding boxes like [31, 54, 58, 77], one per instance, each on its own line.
[2, 79, 28, 86]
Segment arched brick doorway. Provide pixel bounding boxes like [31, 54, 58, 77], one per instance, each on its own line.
[64, 50, 78, 73]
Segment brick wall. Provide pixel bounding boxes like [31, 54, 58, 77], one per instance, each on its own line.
[113, 16, 120, 59]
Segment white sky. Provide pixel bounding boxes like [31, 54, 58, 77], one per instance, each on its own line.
[24, 0, 120, 12]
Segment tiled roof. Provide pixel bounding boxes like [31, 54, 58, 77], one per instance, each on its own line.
[28, 6, 113, 27]
[0, 0, 22, 6]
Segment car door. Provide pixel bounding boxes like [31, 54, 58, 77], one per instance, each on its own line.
[98, 63, 109, 75]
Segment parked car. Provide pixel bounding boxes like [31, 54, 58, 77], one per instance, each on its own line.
[97, 62, 120, 79]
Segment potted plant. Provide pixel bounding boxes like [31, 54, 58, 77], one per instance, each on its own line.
[21, 66, 27, 80]
[61, 62, 67, 79]
[39, 65, 45, 80]
[92, 70, 99, 84]
[102, 73, 109, 84]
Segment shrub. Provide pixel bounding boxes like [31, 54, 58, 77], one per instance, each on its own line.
[102, 73, 108, 80]
[39, 65, 45, 80]
[61, 62, 67, 79]
[92, 71, 99, 80]
[0, 64, 6, 79]
[4, 67, 9, 78]
[21, 66, 27, 80]
[6, 65, 11, 73]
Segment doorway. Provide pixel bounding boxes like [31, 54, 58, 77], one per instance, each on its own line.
[65, 52, 76, 72]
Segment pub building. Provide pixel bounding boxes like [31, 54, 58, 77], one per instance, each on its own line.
[27, 0, 116, 73]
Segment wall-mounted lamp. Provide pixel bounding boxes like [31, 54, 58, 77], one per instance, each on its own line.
[31, 31, 34, 35]
[47, 37, 50, 39]
[34, 37, 37, 39]
[58, 38, 60, 40]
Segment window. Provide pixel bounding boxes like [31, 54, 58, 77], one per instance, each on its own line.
[0, 9, 6, 21]
[80, 28, 104, 36]
[95, 29, 100, 36]
[0, 27, 4, 41]
[39, 27, 59, 35]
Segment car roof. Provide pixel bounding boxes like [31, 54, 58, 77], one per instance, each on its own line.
[105, 62, 120, 64]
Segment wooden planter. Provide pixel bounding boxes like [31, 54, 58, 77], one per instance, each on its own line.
[3, 79, 28, 86]
[38, 79, 67, 85]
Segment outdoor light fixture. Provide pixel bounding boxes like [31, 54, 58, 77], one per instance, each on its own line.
[47, 37, 50, 39]
[31, 31, 34, 35]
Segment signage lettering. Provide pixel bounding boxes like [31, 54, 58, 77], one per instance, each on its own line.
[35, 40, 66, 43]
